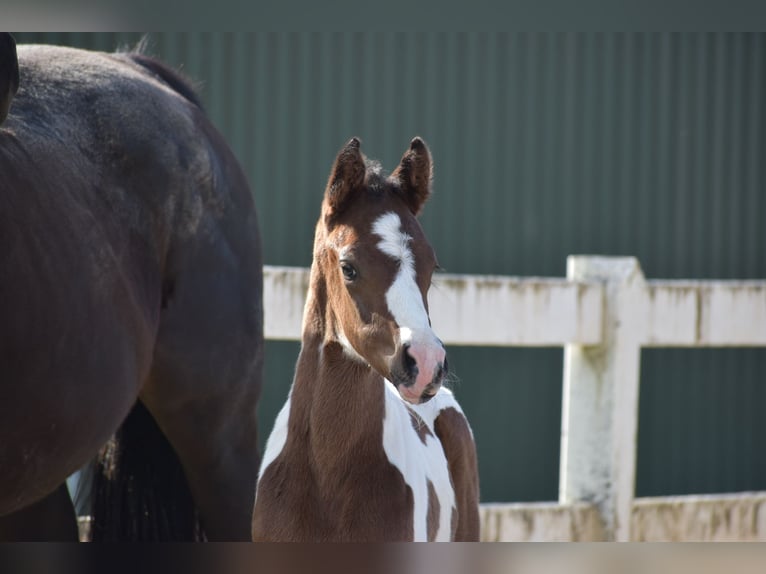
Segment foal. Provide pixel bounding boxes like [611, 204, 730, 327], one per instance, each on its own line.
[252, 138, 479, 541]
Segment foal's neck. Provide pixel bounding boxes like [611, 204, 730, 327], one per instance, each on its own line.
[290, 273, 388, 466]
[294, 338, 385, 427]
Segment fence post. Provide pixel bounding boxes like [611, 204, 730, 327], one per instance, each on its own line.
[559, 256, 647, 541]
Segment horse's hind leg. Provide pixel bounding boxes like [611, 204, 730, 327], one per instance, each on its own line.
[140, 236, 264, 541]
[141, 377, 262, 541]
[0, 483, 78, 541]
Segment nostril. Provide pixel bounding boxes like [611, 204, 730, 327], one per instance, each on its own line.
[442, 355, 449, 375]
[403, 344, 418, 378]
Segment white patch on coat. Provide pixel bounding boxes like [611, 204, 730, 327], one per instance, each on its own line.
[412, 386, 472, 436]
[255, 393, 292, 502]
[382, 380, 457, 541]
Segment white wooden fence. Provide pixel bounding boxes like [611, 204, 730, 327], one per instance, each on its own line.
[263, 256, 766, 541]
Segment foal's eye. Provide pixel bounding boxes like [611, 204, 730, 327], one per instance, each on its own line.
[340, 262, 357, 282]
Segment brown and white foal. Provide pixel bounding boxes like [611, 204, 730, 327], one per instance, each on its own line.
[252, 138, 479, 541]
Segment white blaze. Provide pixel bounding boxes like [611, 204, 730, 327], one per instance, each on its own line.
[373, 212, 444, 396]
[372, 212, 432, 335]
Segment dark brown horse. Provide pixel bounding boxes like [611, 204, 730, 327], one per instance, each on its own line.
[0, 35, 263, 541]
[252, 138, 480, 541]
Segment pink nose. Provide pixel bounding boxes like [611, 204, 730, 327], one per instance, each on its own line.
[399, 340, 446, 402]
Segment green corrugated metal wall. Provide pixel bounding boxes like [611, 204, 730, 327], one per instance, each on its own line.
[13, 33, 766, 502]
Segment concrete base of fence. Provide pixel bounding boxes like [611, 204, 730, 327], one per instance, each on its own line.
[480, 493, 766, 542]
[631, 493, 766, 541]
[77, 494, 766, 541]
[479, 502, 605, 541]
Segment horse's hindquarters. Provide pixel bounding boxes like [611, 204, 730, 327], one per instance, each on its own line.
[0, 147, 161, 517]
[1, 43, 264, 541]
[0, 275, 156, 515]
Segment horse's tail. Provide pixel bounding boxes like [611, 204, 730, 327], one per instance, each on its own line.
[0, 32, 19, 125]
[87, 400, 205, 541]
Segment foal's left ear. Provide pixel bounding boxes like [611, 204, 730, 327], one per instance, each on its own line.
[391, 137, 432, 215]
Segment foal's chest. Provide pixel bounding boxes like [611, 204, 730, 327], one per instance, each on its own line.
[255, 384, 459, 541]
[382, 382, 456, 542]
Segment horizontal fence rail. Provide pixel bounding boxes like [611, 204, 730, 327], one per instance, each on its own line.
[263, 265, 605, 346]
[264, 265, 766, 347]
[644, 281, 766, 346]
[262, 257, 766, 541]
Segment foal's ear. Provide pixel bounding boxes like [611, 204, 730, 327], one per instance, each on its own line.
[324, 137, 366, 217]
[391, 137, 432, 215]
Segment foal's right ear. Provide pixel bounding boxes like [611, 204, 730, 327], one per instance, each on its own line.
[324, 137, 365, 218]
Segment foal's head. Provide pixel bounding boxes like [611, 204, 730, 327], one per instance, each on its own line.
[314, 137, 446, 404]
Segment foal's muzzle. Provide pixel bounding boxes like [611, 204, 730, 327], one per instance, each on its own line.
[392, 339, 448, 404]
